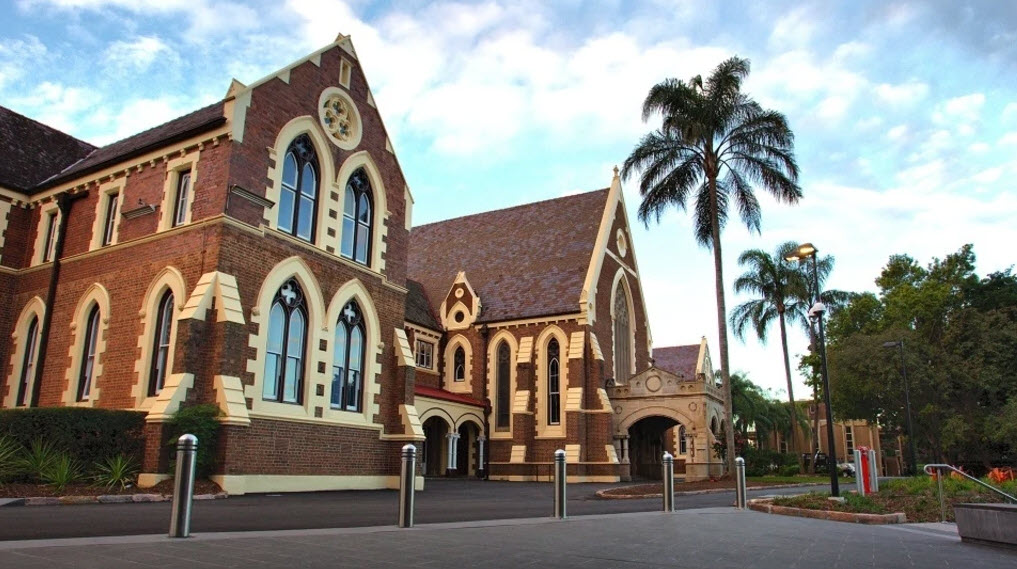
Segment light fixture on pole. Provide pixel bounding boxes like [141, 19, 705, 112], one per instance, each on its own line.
[785, 242, 839, 497]
[883, 340, 917, 477]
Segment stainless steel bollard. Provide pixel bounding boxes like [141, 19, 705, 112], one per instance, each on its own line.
[169, 434, 198, 538]
[854, 449, 866, 495]
[399, 444, 417, 528]
[662, 452, 675, 512]
[553, 449, 567, 519]
[867, 449, 879, 493]
[735, 457, 747, 509]
[936, 466, 946, 523]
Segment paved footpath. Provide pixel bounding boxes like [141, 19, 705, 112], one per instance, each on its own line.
[0, 508, 1013, 569]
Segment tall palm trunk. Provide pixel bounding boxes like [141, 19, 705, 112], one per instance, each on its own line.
[777, 309, 799, 463]
[708, 173, 737, 474]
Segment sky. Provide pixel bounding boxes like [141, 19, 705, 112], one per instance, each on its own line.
[2, 0, 1015, 401]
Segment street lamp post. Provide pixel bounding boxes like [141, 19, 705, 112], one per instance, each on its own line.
[883, 340, 917, 476]
[786, 242, 839, 497]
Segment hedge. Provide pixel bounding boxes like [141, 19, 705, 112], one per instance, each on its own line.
[0, 408, 146, 465]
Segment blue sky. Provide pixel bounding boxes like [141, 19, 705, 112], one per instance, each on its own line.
[3, 0, 1015, 400]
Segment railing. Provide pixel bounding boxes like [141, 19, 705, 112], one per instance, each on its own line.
[923, 464, 1017, 523]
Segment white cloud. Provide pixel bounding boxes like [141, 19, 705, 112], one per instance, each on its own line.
[0, 35, 47, 89]
[1000, 131, 1017, 145]
[1004, 102, 1017, 122]
[104, 36, 173, 73]
[972, 166, 1003, 184]
[874, 81, 928, 106]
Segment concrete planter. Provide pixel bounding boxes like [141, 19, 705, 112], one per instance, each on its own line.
[954, 503, 1017, 548]
[748, 498, 906, 524]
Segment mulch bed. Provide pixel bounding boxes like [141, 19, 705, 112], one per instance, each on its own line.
[0, 479, 222, 499]
[600, 478, 814, 498]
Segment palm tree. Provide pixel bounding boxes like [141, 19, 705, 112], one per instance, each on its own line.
[622, 56, 801, 473]
[730, 242, 809, 458]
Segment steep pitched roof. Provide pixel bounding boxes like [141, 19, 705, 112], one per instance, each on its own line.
[0, 105, 95, 193]
[408, 189, 610, 323]
[652, 345, 700, 380]
[405, 279, 440, 329]
[37, 101, 226, 191]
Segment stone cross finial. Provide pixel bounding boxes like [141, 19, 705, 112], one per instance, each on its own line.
[613, 165, 620, 178]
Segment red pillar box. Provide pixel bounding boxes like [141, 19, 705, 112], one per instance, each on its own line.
[854, 447, 872, 495]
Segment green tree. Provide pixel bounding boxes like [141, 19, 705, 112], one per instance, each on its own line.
[730, 242, 809, 455]
[622, 57, 801, 472]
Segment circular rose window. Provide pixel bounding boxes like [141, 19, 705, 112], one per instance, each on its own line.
[318, 88, 362, 150]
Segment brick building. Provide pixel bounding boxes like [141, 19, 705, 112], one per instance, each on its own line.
[0, 36, 726, 493]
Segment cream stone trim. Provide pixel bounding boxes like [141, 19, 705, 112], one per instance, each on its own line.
[3, 297, 45, 408]
[443, 334, 474, 394]
[61, 283, 111, 406]
[485, 313, 582, 330]
[605, 248, 637, 277]
[565, 387, 583, 412]
[227, 38, 350, 103]
[534, 326, 568, 438]
[567, 331, 584, 360]
[397, 404, 425, 440]
[339, 58, 353, 89]
[516, 336, 533, 364]
[225, 81, 252, 143]
[509, 445, 526, 463]
[324, 278, 384, 424]
[596, 387, 612, 412]
[486, 473, 620, 483]
[89, 178, 124, 250]
[403, 185, 413, 230]
[210, 474, 423, 496]
[605, 444, 619, 464]
[394, 329, 414, 367]
[317, 87, 363, 151]
[30, 201, 59, 266]
[178, 271, 245, 324]
[440, 272, 480, 330]
[512, 390, 531, 414]
[131, 267, 187, 409]
[589, 331, 604, 361]
[487, 329, 518, 438]
[615, 405, 698, 437]
[610, 269, 637, 382]
[264, 116, 336, 253]
[416, 397, 485, 433]
[336, 151, 390, 274]
[137, 473, 171, 488]
[565, 444, 581, 463]
[144, 373, 194, 423]
[214, 375, 250, 426]
[157, 151, 200, 231]
[0, 186, 30, 203]
[0, 199, 10, 264]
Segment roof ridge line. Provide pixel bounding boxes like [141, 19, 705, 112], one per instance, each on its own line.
[411, 187, 610, 230]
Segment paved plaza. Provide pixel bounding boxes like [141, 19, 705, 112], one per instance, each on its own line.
[0, 508, 1013, 569]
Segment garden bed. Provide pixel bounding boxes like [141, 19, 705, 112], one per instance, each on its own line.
[597, 476, 852, 498]
[0, 478, 223, 499]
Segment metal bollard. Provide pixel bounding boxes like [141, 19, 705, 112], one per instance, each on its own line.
[169, 434, 198, 538]
[854, 449, 866, 495]
[662, 452, 675, 512]
[553, 449, 567, 519]
[867, 449, 879, 493]
[399, 444, 417, 528]
[936, 466, 946, 523]
[735, 457, 747, 509]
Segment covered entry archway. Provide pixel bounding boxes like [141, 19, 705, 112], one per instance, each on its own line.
[628, 415, 678, 480]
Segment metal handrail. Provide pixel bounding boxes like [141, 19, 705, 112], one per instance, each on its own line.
[923, 464, 1017, 523]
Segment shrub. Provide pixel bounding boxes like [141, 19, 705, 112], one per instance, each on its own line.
[18, 439, 59, 483]
[0, 408, 145, 467]
[41, 453, 81, 491]
[93, 454, 140, 490]
[778, 465, 800, 477]
[0, 435, 20, 483]
[165, 404, 220, 478]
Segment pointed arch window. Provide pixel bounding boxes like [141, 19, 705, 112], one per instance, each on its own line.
[496, 341, 511, 430]
[263, 279, 307, 404]
[332, 300, 366, 412]
[679, 425, 688, 455]
[453, 346, 466, 382]
[77, 305, 101, 401]
[278, 134, 319, 242]
[340, 169, 373, 265]
[16, 316, 40, 407]
[613, 284, 632, 382]
[547, 338, 561, 425]
[148, 291, 175, 396]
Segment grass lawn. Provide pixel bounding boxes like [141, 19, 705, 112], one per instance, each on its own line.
[770, 476, 1017, 522]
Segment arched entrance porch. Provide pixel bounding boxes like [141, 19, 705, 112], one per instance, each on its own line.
[422, 415, 450, 477]
[628, 416, 680, 480]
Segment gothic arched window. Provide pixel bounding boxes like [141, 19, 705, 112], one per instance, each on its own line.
[453, 346, 466, 382]
[341, 169, 373, 265]
[496, 341, 511, 430]
[679, 425, 688, 455]
[263, 279, 307, 404]
[16, 316, 40, 407]
[613, 284, 632, 381]
[148, 290, 175, 396]
[77, 304, 101, 401]
[547, 338, 561, 425]
[331, 300, 365, 412]
[278, 134, 319, 242]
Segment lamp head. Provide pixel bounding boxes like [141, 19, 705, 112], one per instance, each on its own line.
[808, 301, 826, 319]
[784, 242, 817, 262]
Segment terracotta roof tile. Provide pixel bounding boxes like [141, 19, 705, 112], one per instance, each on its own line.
[414, 385, 487, 408]
[652, 345, 700, 380]
[405, 279, 440, 329]
[408, 189, 609, 323]
[0, 105, 95, 192]
[35, 100, 226, 191]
